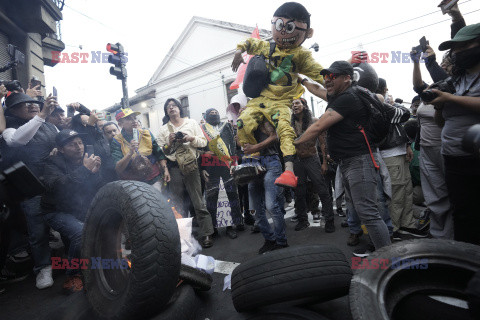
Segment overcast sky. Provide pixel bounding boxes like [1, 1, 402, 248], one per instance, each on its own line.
[44, 0, 480, 113]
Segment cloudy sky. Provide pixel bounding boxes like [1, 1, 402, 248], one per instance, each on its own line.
[44, 0, 480, 112]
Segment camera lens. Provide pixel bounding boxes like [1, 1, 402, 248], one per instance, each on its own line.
[420, 90, 437, 103]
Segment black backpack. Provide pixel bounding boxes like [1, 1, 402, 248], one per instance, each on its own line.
[242, 41, 276, 98]
[351, 85, 391, 146]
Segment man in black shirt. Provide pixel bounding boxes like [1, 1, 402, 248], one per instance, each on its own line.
[295, 61, 391, 252]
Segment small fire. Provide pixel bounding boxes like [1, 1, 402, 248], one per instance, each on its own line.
[171, 206, 182, 219]
[126, 258, 132, 269]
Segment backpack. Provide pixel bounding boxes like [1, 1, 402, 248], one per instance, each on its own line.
[242, 41, 276, 98]
[350, 85, 411, 169]
[351, 85, 391, 145]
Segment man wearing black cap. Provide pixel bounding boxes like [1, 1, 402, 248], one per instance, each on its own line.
[430, 23, 480, 245]
[41, 129, 104, 294]
[1, 92, 58, 289]
[200, 108, 244, 239]
[295, 60, 391, 252]
[46, 105, 69, 131]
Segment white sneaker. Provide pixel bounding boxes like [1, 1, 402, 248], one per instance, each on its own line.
[36, 266, 53, 289]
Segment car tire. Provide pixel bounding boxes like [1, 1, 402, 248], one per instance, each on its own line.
[231, 245, 352, 312]
[82, 181, 181, 320]
[179, 264, 213, 291]
[150, 284, 198, 320]
[349, 239, 480, 320]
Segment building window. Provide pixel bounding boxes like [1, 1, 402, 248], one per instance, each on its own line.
[180, 96, 190, 118]
[225, 81, 238, 104]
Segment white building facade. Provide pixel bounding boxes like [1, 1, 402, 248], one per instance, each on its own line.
[128, 16, 327, 134]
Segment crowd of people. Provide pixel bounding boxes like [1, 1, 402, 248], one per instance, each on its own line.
[0, 1, 478, 309]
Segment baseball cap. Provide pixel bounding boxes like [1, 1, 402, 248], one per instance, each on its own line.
[439, 23, 480, 51]
[320, 61, 354, 78]
[55, 129, 85, 147]
[115, 108, 140, 121]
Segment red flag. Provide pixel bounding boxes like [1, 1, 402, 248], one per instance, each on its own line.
[230, 26, 260, 90]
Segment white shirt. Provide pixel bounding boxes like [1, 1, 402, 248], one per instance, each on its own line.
[157, 118, 207, 162]
[2, 115, 45, 146]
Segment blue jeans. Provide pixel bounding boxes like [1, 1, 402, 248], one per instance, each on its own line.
[22, 196, 51, 273]
[340, 153, 391, 249]
[44, 211, 84, 275]
[247, 155, 287, 245]
[347, 171, 393, 235]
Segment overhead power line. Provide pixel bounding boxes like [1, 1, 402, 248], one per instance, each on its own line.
[320, 0, 473, 49]
[318, 8, 480, 59]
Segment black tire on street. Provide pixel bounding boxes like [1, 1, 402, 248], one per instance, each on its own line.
[82, 181, 181, 320]
[349, 239, 480, 320]
[231, 245, 352, 312]
[179, 264, 213, 291]
[151, 284, 199, 320]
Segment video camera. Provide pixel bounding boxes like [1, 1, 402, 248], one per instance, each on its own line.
[420, 77, 456, 103]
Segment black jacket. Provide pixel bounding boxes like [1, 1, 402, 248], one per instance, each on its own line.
[380, 103, 411, 150]
[41, 154, 106, 218]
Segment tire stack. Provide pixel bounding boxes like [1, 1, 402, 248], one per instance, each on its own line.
[230, 245, 352, 319]
[230, 240, 480, 320]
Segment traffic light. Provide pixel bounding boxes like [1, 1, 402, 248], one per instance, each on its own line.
[106, 42, 127, 80]
[106, 42, 130, 109]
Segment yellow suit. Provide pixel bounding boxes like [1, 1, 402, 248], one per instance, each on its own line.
[236, 38, 324, 158]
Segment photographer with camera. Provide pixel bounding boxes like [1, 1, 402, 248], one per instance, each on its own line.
[411, 46, 455, 240]
[429, 23, 480, 245]
[157, 98, 215, 248]
[0, 92, 59, 289]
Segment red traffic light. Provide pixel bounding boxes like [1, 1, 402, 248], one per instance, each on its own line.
[106, 43, 122, 55]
